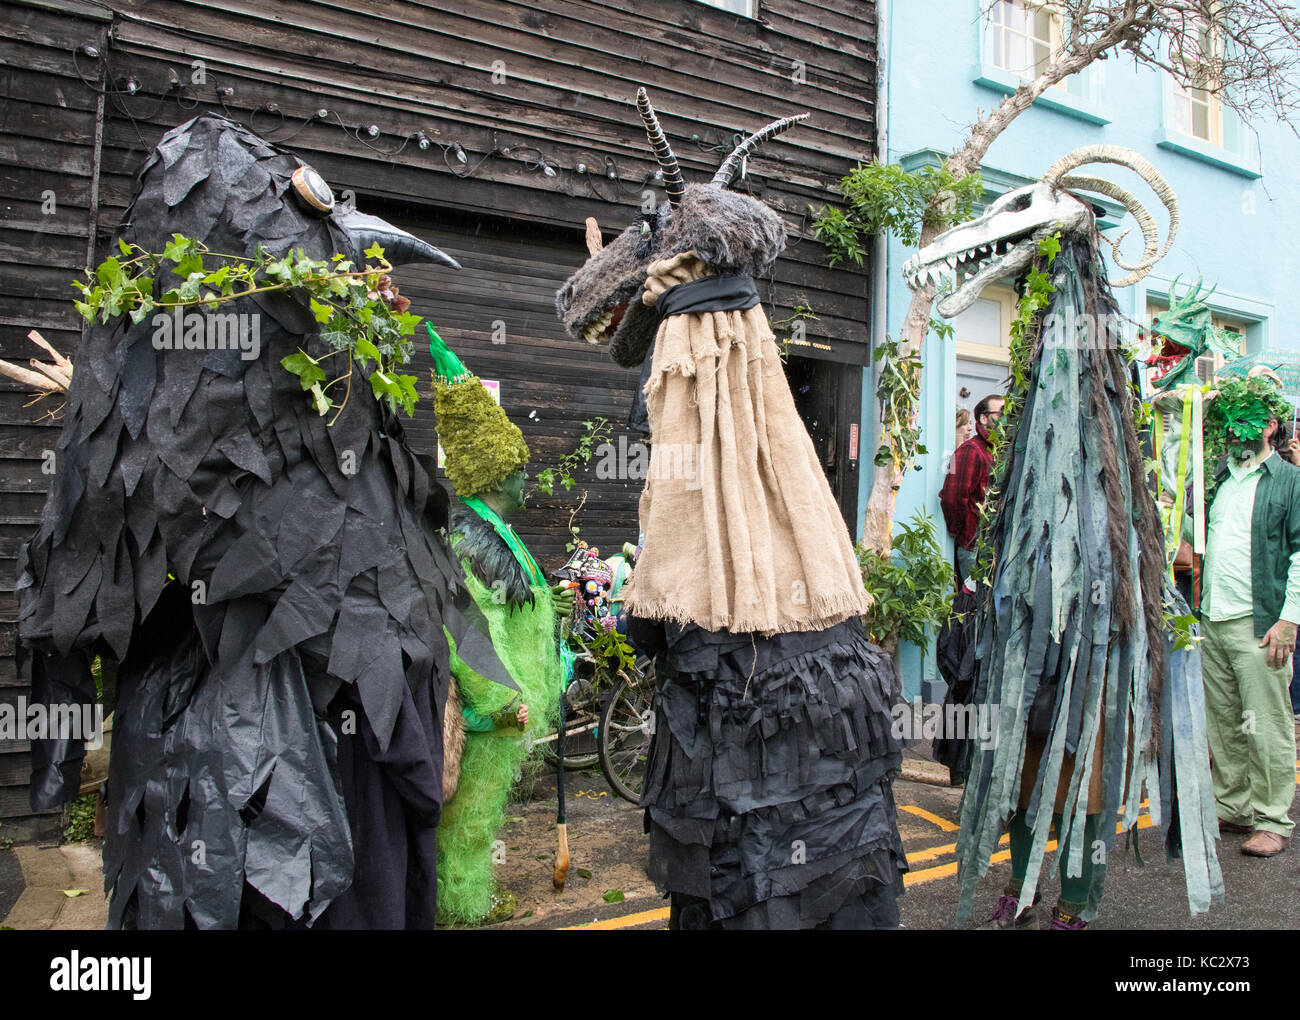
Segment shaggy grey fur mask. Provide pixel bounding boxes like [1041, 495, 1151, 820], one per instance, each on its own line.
[555, 183, 787, 369]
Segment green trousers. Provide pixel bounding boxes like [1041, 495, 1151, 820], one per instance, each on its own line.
[1202, 615, 1297, 836]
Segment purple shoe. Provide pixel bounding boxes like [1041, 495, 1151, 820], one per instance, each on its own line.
[1049, 906, 1088, 930]
[980, 893, 1038, 929]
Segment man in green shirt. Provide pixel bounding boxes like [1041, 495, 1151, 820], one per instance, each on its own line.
[1200, 380, 1300, 858]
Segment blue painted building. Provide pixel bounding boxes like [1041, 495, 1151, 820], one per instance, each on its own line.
[867, 0, 1300, 699]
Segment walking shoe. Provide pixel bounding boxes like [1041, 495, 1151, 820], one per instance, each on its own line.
[1049, 906, 1088, 930]
[980, 893, 1039, 929]
[1241, 830, 1291, 857]
[1218, 819, 1253, 835]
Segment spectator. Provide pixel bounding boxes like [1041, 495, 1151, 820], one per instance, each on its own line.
[940, 394, 1003, 584]
[1283, 423, 1300, 720]
[1200, 398, 1299, 857]
[956, 407, 973, 446]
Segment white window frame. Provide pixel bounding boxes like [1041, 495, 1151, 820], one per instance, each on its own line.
[953, 286, 1017, 367]
[690, 0, 755, 17]
[973, 0, 1109, 124]
[987, 0, 1063, 87]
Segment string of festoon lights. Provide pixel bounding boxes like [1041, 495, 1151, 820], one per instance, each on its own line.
[68, 41, 721, 206]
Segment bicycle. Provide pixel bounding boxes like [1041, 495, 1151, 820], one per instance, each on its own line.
[533, 646, 656, 805]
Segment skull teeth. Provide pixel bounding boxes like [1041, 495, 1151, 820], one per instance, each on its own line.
[582, 310, 615, 344]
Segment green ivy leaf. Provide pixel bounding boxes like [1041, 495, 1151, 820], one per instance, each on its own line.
[174, 253, 206, 280]
[309, 298, 334, 324]
[354, 336, 382, 366]
[162, 234, 192, 263]
[281, 351, 326, 390]
[601, 889, 625, 904]
[393, 311, 421, 336]
[177, 272, 206, 302]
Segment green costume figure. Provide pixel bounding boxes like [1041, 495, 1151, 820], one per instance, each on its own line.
[430, 325, 570, 924]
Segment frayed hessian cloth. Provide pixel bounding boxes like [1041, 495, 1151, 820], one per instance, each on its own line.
[628, 252, 871, 635]
[627, 252, 905, 929]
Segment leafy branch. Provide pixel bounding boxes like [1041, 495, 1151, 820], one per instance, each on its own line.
[856, 510, 955, 649]
[811, 160, 984, 266]
[72, 234, 423, 421]
[533, 417, 613, 497]
[771, 302, 818, 362]
[872, 336, 926, 475]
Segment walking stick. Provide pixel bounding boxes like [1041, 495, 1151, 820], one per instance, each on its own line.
[553, 680, 570, 892]
[553, 610, 574, 892]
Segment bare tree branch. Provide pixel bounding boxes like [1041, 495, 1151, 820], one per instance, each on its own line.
[860, 0, 1300, 556]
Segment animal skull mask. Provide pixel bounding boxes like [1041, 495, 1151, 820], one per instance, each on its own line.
[905, 145, 1179, 319]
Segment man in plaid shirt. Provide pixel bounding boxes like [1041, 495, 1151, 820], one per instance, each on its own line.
[940, 394, 1003, 585]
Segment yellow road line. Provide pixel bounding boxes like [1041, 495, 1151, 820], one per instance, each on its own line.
[899, 805, 959, 831]
[561, 906, 670, 930]
[903, 812, 1155, 887]
[568, 809, 1164, 926]
[907, 832, 1010, 865]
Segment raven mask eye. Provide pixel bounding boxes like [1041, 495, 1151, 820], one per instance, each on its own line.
[291, 165, 335, 215]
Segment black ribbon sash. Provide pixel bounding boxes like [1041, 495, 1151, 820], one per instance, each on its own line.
[631, 273, 761, 436]
[656, 272, 760, 319]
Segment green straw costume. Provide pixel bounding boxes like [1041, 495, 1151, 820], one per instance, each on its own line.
[430, 325, 563, 923]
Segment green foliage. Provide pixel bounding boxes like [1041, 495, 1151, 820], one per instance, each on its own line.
[1166, 610, 1203, 651]
[587, 624, 638, 679]
[532, 418, 613, 498]
[972, 233, 1060, 585]
[63, 793, 97, 844]
[857, 510, 954, 648]
[74, 235, 422, 421]
[812, 160, 984, 266]
[1206, 376, 1292, 444]
[872, 337, 926, 475]
[771, 303, 818, 362]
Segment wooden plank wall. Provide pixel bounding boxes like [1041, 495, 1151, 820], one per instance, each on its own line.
[0, 0, 112, 839]
[0, 0, 877, 834]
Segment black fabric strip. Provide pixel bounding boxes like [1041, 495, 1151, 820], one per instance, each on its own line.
[657, 273, 759, 319]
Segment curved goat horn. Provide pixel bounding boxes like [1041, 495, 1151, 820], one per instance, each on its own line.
[712, 112, 810, 188]
[1057, 174, 1156, 281]
[636, 88, 685, 206]
[1043, 144, 1178, 286]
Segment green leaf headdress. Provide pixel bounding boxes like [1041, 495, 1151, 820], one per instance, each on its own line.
[429, 323, 529, 498]
[1206, 375, 1292, 444]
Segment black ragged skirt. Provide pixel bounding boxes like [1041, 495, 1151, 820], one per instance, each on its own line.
[635, 617, 907, 929]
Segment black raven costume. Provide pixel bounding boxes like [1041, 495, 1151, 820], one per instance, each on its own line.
[17, 113, 507, 928]
[556, 91, 906, 929]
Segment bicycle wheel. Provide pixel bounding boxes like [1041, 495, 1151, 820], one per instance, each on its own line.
[598, 659, 656, 804]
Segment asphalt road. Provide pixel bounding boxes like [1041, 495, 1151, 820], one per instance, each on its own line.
[495, 765, 1300, 931]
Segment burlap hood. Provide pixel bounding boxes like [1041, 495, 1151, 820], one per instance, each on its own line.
[624, 253, 871, 635]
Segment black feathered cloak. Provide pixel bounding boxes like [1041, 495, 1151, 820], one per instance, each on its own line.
[17, 114, 502, 928]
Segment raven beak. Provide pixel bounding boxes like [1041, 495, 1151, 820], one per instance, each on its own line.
[335, 207, 461, 269]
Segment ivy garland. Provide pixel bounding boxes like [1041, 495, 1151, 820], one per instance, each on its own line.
[73, 234, 423, 422]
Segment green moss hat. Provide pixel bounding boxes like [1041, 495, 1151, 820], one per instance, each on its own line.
[429, 323, 529, 498]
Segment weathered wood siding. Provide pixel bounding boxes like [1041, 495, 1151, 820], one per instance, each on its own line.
[0, 0, 877, 833]
[0, 0, 112, 839]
